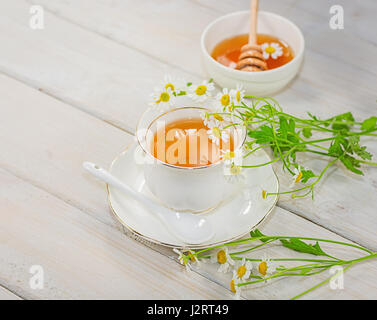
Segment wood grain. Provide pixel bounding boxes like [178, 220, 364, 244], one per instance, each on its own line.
[0, 69, 376, 299]
[0, 286, 22, 300]
[0, 0, 376, 299]
[2, 0, 376, 250]
[0, 168, 234, 299]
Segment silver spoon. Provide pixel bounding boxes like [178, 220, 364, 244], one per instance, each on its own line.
[83, 162, 214, 245]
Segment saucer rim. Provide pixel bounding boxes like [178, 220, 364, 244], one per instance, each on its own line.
[107, 143, 280, 249]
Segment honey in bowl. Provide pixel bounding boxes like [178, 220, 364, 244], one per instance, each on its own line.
[211, 33, 294, 70]
[151, 118, 234, 167]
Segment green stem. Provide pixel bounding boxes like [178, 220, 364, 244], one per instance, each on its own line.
[359, 159, 377, 166]
[267, 157, 338, 197]
[230, 239, 277, 255]
[231, 256, 339, 263]
[290, 263, 354, 300]
[195, 235, 373, 256]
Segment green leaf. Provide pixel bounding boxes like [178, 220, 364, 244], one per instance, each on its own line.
[348, 136, 372, 160]
[302, 128, 312, 138]
[280, 238, 328, 256]
[288, 118, 296, 133]
[339, 154, 363, 175]
[328, 136, 347, 157]
[307, 112, 318, 121]
[300, 169, 316, 183]
[361, 116, 377, 131]
[248, 125, 274, 144]
[250, 229, 269, 242]
[331, 112, 355, 131]
[279, 116, 289, 140]
[186, 82, 192, 87]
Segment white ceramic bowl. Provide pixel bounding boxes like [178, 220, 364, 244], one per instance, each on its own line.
[201, 11, 305, 96]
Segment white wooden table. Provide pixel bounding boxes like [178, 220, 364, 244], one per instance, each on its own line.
[0, 0, 376, 300]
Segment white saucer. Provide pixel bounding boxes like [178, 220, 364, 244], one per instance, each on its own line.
[108, 143, 279, 249]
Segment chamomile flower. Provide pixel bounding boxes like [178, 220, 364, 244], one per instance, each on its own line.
[216, 88, 232, 109]
[221, 148, 244, 166]
[160, 74, 177, 93]
[211, 247, 235, 273]
[230, 84, 246, 106]
[223, 163, 245, 184]
[160, 75, 186, 95]
[235, 258, 253, 281]
[258, 254, 276, 278]
[261, 42, 283, 60]
[173, 248, 191, 271]
[149, 87, 176, 112]
[222, 148, 245, 183]
[188, 80, 215, 103]
[207, 121, 229, 146]
[230, 270, 241, 299]
[173, 249, 200, 271]
[200, 110, 212, 127]
[291, 166, 303, 187]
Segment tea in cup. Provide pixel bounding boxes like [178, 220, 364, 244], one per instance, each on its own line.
[136, 107, 245, 213]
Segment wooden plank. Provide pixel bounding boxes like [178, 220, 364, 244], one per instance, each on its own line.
[2, 1, 375, 127]
[0, 67, 376, 300]
[3, 166, 377, 300]
[0, 0, 197, 134]
[0, 168, 233, 299]
[27, 0, 377, 77]
[0, 71, 135, 230]
[2, 0, 376, 250]
[0, 286, 22, 300]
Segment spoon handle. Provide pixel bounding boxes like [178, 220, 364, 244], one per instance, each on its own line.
[83, 162, 160, 212]
[249, 0, 259, 45]
[83, 162, 214, 245]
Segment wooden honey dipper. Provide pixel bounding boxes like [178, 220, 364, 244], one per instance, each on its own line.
[236, 0, 267, 72]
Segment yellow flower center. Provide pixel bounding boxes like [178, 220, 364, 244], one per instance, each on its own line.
[237, 265, 247, 278]
[262, 189, 267, 199]
[212, 127, 221, 139]
[195, 85, 207, 96]
[259, 261, 268, 276]
[230, 164, 241, 175]
[179, 255, 188, 265]
[220, 94, 230, 106]
[223, 151, 235, 161]
[164, 83, 175, 91]
[213, 114, 224, 121]
[188, 251, 197, 262]
[217, 250, 227, 264]
[230, 279, 236, 293]
[265, 46, 276, 54]
[236, 90, 241, 102]
[158, 92, 170, 103]
[295, 171, 303, 183]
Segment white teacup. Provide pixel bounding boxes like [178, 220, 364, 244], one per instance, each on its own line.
[136, 107, 246, 213]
